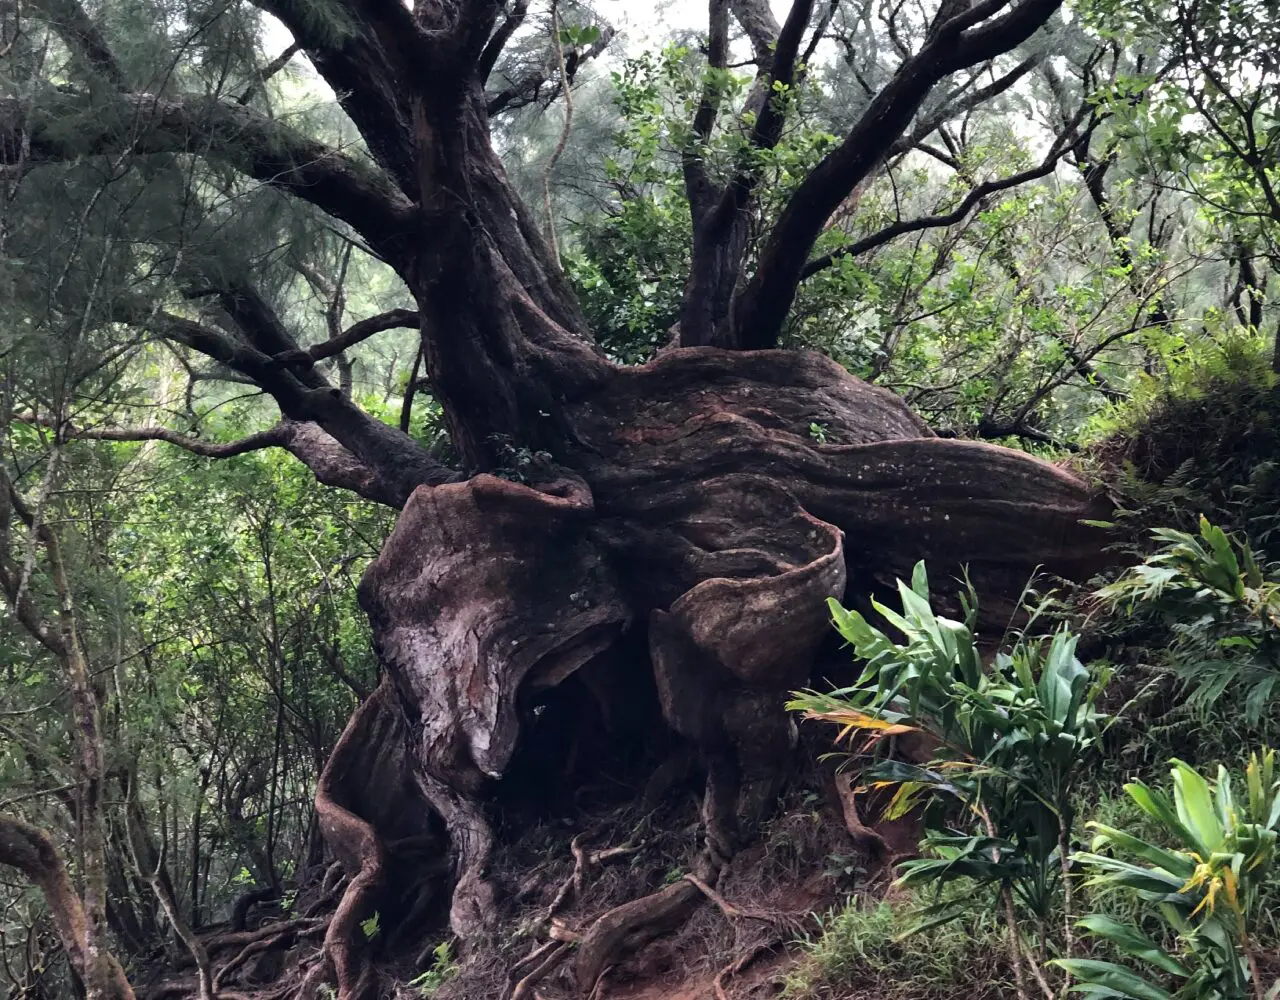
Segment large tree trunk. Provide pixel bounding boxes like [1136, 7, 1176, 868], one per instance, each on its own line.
[299, 56, 1108, 1000]
[347, 337, 1108, 986]
[4, 1, 1098, 991]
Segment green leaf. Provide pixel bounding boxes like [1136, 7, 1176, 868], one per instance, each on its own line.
[1124, 781, 1198, 849]
[1072, 853, 1188, 894]
[910, 560, 929, 599]
[1074, 916, 1188, 976]
[1051, 959, 1174, 1000]
[1086, 823, 1197, 880]
[1170, 759, 1224, 853]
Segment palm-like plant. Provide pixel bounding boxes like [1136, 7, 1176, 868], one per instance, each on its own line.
[1056, 750, 1280, 1000]
[790, 563, 1109, 1000]
[1098, 516, 1280, 724]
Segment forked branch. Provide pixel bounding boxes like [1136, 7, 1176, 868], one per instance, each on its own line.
[731, 0, 1065, 348]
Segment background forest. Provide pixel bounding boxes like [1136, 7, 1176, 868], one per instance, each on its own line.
[1, 0, 1279, 998]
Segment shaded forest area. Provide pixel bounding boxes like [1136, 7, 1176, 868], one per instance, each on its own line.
[1, 0, 1279, 998]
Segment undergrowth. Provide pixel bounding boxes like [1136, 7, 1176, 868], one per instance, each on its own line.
[779, 889, 1014, 1000]
[1083, 333, 1280, 550]
[1074, 336, 1280, 771]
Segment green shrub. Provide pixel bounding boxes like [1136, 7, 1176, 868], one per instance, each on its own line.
[1085, 334, 1280, 554]
[790, 562, 1109, 996]
[1056, 750, 1280, 1000]
[1098, 516, 1280, 725]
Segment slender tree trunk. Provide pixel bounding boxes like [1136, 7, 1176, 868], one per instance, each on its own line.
[122, 790, 214, 1000]
[44, 513, 118, 1000]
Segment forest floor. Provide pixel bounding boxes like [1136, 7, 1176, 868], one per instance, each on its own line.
[417, 752, 937, 1000]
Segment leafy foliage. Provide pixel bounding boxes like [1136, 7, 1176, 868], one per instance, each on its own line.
[1057, 751, 1280, 1000]
[1099, 517, 1280, 724]
[791, 564, 1108, 977]
[409, 941, 460, 996]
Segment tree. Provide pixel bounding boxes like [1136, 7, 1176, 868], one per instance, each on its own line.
[0, 0, 1115, 996]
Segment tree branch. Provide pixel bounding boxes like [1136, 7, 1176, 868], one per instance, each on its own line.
[22, 416, 291, 458]
[237, 41, 302, 105]
[250, 0, 434, 191]
[801, 136, 1078, 279]
[889, 54, 1041, 156]
[478, 1, 529, 83]
[731, 0, 1064, 348]
[0, 815, 135, 999]
[729, 0, 782, 63]
[29, 0, 125, 87]
[485, 24, 615, 118]
[305, 308, 421, 364]
[747, 0, 815, 150]
[0, 91, 415, 245]
[103, 302, 454, 505]
[18, 412, 450, 507]
[682, 0, 731, 219]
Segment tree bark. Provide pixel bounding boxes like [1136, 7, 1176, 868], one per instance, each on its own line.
[11, 3, 1107, 989]
[0, 816, 135, 1000]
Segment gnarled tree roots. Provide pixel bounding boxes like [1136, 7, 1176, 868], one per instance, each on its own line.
[150, 348, 1106, 1000]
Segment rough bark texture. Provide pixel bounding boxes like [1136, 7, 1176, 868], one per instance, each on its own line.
[359, 473, 632, 936]
[356, 345, 1109, 949]
[14, 2, 1109, 992]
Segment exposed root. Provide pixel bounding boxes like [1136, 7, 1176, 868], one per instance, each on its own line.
[541, 832, 644, 927]
[213, 920, 327, 991]
[204, 917, 327, 959]
[834, 772, 890, 861]
[302, 863, 348, 918]
[682, 873, 790, 929]
[510, 940, 561, 982]
[290, 960, 335, 1000]
[508, 940, 572, 1000]
[712, 939, 779, 1000]
[313, 683, 407, 1000]
[572, 868, 709, 991]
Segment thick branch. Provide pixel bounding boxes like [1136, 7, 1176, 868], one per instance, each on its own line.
[682, 0, 731, 218]
[680, 0, 818, 346]
[731, 0, 1063, 349]
[0, 815, 135, 999]
[250, 0, 432, 190]
[0, 91, 414, 244]
[479, 1, 529, 82]
[29, 0, 126, 87]
[106, 305, 454, 504]
[747, 0, 815, 150]
[729, 0, 782, 62]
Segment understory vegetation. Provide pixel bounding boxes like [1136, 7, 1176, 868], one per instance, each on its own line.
[2, 0, 1280, 998]
[789, 513, 1280, 999]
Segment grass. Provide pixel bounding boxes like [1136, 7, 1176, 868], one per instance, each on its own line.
[779, 888, 1013, 1000]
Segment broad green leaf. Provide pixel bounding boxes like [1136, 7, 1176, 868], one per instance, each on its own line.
[1052, 959, 1174, 1000]
[1087, 822, 1197, 879]
[1125, 781, 1198, 849]
[1075, 916, 1189, 976]
[1170, 759, 1224, 853]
